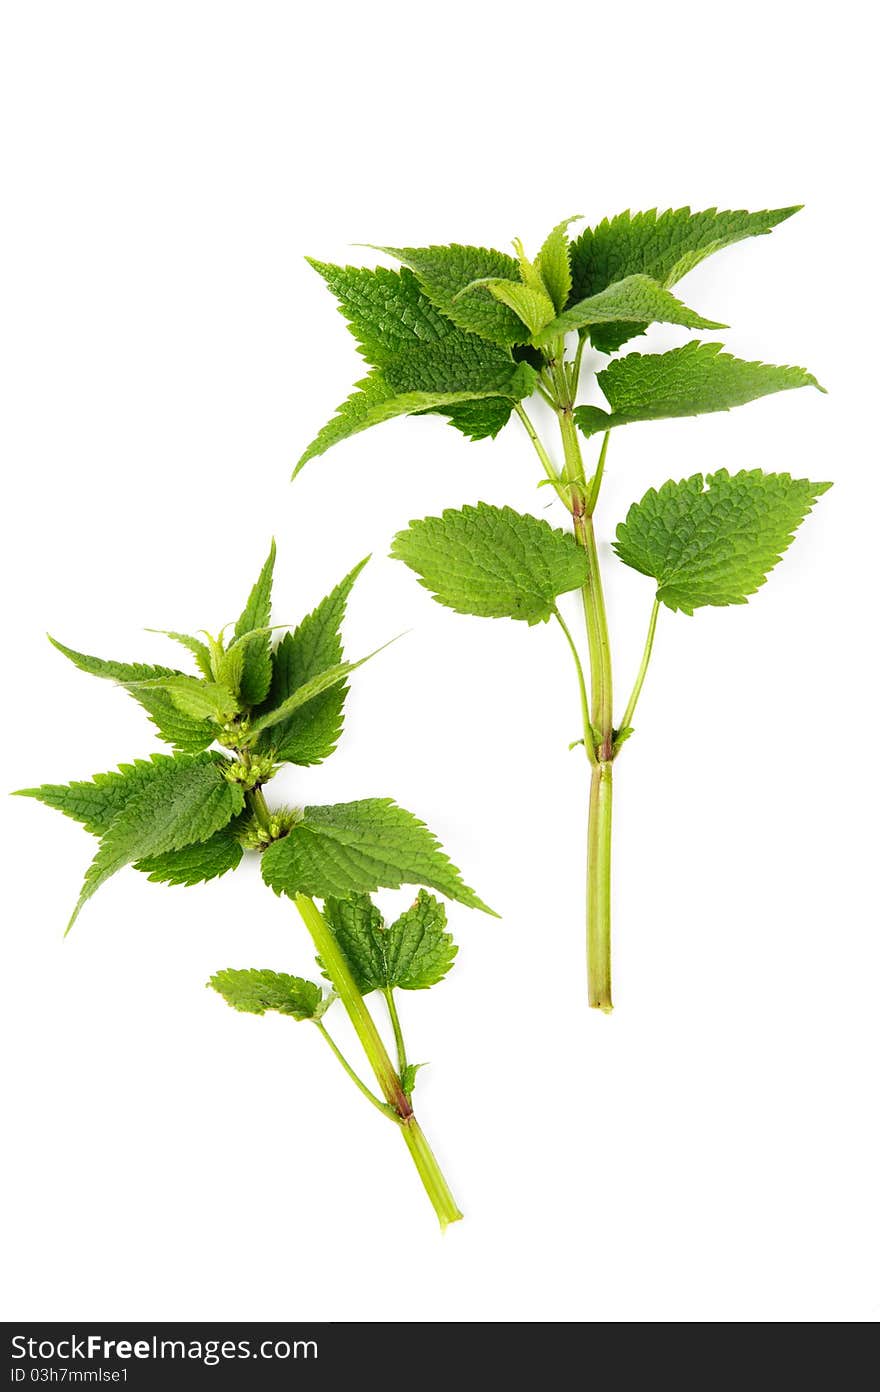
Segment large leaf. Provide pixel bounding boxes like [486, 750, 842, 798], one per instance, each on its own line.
[308, 262, 452, 364]
[135, 823, 244, 886]
[15, 753, 210, 836]
[569, 205, 800, 352]
[534, 274, 724, 346]
[261, 799, 494, 914]
[574, 342, 824, 437]
[255, 558, 367, 765]
[391, 502, 589, 624]
[67, 756, 245, 930]
[295, 364, 534, 475]
[613, 468, 830, 614]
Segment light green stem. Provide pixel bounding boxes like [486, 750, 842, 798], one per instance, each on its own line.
[314, 1021, 396, 1118]
[552, 362, 615, 1010]
[294, 893, 462, 1227]
[514, 402, 569, 507]
[587, 760, 613, 1012]
[620, 598, 660, 734]
[384, 986, 408, 1077]
[554, 606, 597, 767]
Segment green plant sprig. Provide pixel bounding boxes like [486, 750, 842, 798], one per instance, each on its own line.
[17, 543, 494, 1227]
[302, 205, 830, 1011]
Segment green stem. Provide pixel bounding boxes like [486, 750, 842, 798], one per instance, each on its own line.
[294, 893, 462, 1227]
[399, 1119, 463, 1231]
[554, 606, 597, 767]
[246, 784, 273, 836]
[552, 360, 615, 1010]
[587, 760, 613, 1013]
[384, 987, 408, 1077]
[585, 431, 610, 516]
[314, 1021, 397, 1119]
[514, 403, 568, 506]
[620, 598, 660, 734]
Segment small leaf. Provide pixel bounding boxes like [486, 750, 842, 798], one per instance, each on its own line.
[261, 798, 494, 914]
[614, 468, 831, 614]
[48, 637, 216, 750]
[484, 280, 557, 336]
[246, 644, 388, 741]
[234, 541, 276, 705]
[321, 891, 457, 994]
[574, 341, 824, 438]
[534, 274, 724, 346]
[148, 631, 214, 679]
[535, 216, 580, 313]
[391, 503, 589, 625]
[208, 968, 324, 1020]
[256, 557, 368, 766]
[383, 890, 457, 990]
[400, 1062, 424, 1096]
[322, 894, 386, 993]
[127, 675, 239, 723]
[432, 396, 514, 441]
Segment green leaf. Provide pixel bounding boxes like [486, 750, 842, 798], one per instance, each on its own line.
[391, 503, 589, 625]
[400, 1062, 424, 1096]
[482, 280, 557, 336]
[246, 648, 385, 742]
[136, 823, 244, 886]
[383, 890, 457, 990]
[261, 798, 495, 914]
[14, 753, 217, 836]
[321, 894, 387, 993]
[307, 261, 452, 365]
[129, 687, 217, 753]
[569, 205, 800, 353]
[67, 756, 245, 930]
[148, 631, 214, 679]
[233, 541, 276, 705]
[208, 968, 324, 1020]
[536, 216, 579, 313]
[321, 890, 457, 993]
[375, 244, 527, 346]
[48, 637, 216, 751]
[256, 558, 367, 765]
[128, 675, 239, 722]
[295, 364, 535, 475]
[574, 342, 824, 438]
[534, 274, 724, 346]
[613, 468, 831, 614]
[48, 637, 183, 686]
[432, 396, 514, 441]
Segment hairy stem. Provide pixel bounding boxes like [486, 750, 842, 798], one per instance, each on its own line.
[294, 894, 462, 1227]
[514, 402, 568, 506]
[620, 598, 660, 734]
[246, 784, 273, 836]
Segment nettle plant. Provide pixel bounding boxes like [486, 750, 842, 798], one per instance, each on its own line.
[17, 544, 493, 1227]
[303, 206, 829, 1011]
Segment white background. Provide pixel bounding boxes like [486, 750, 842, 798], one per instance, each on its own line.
[1, 0, 877, 1324]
